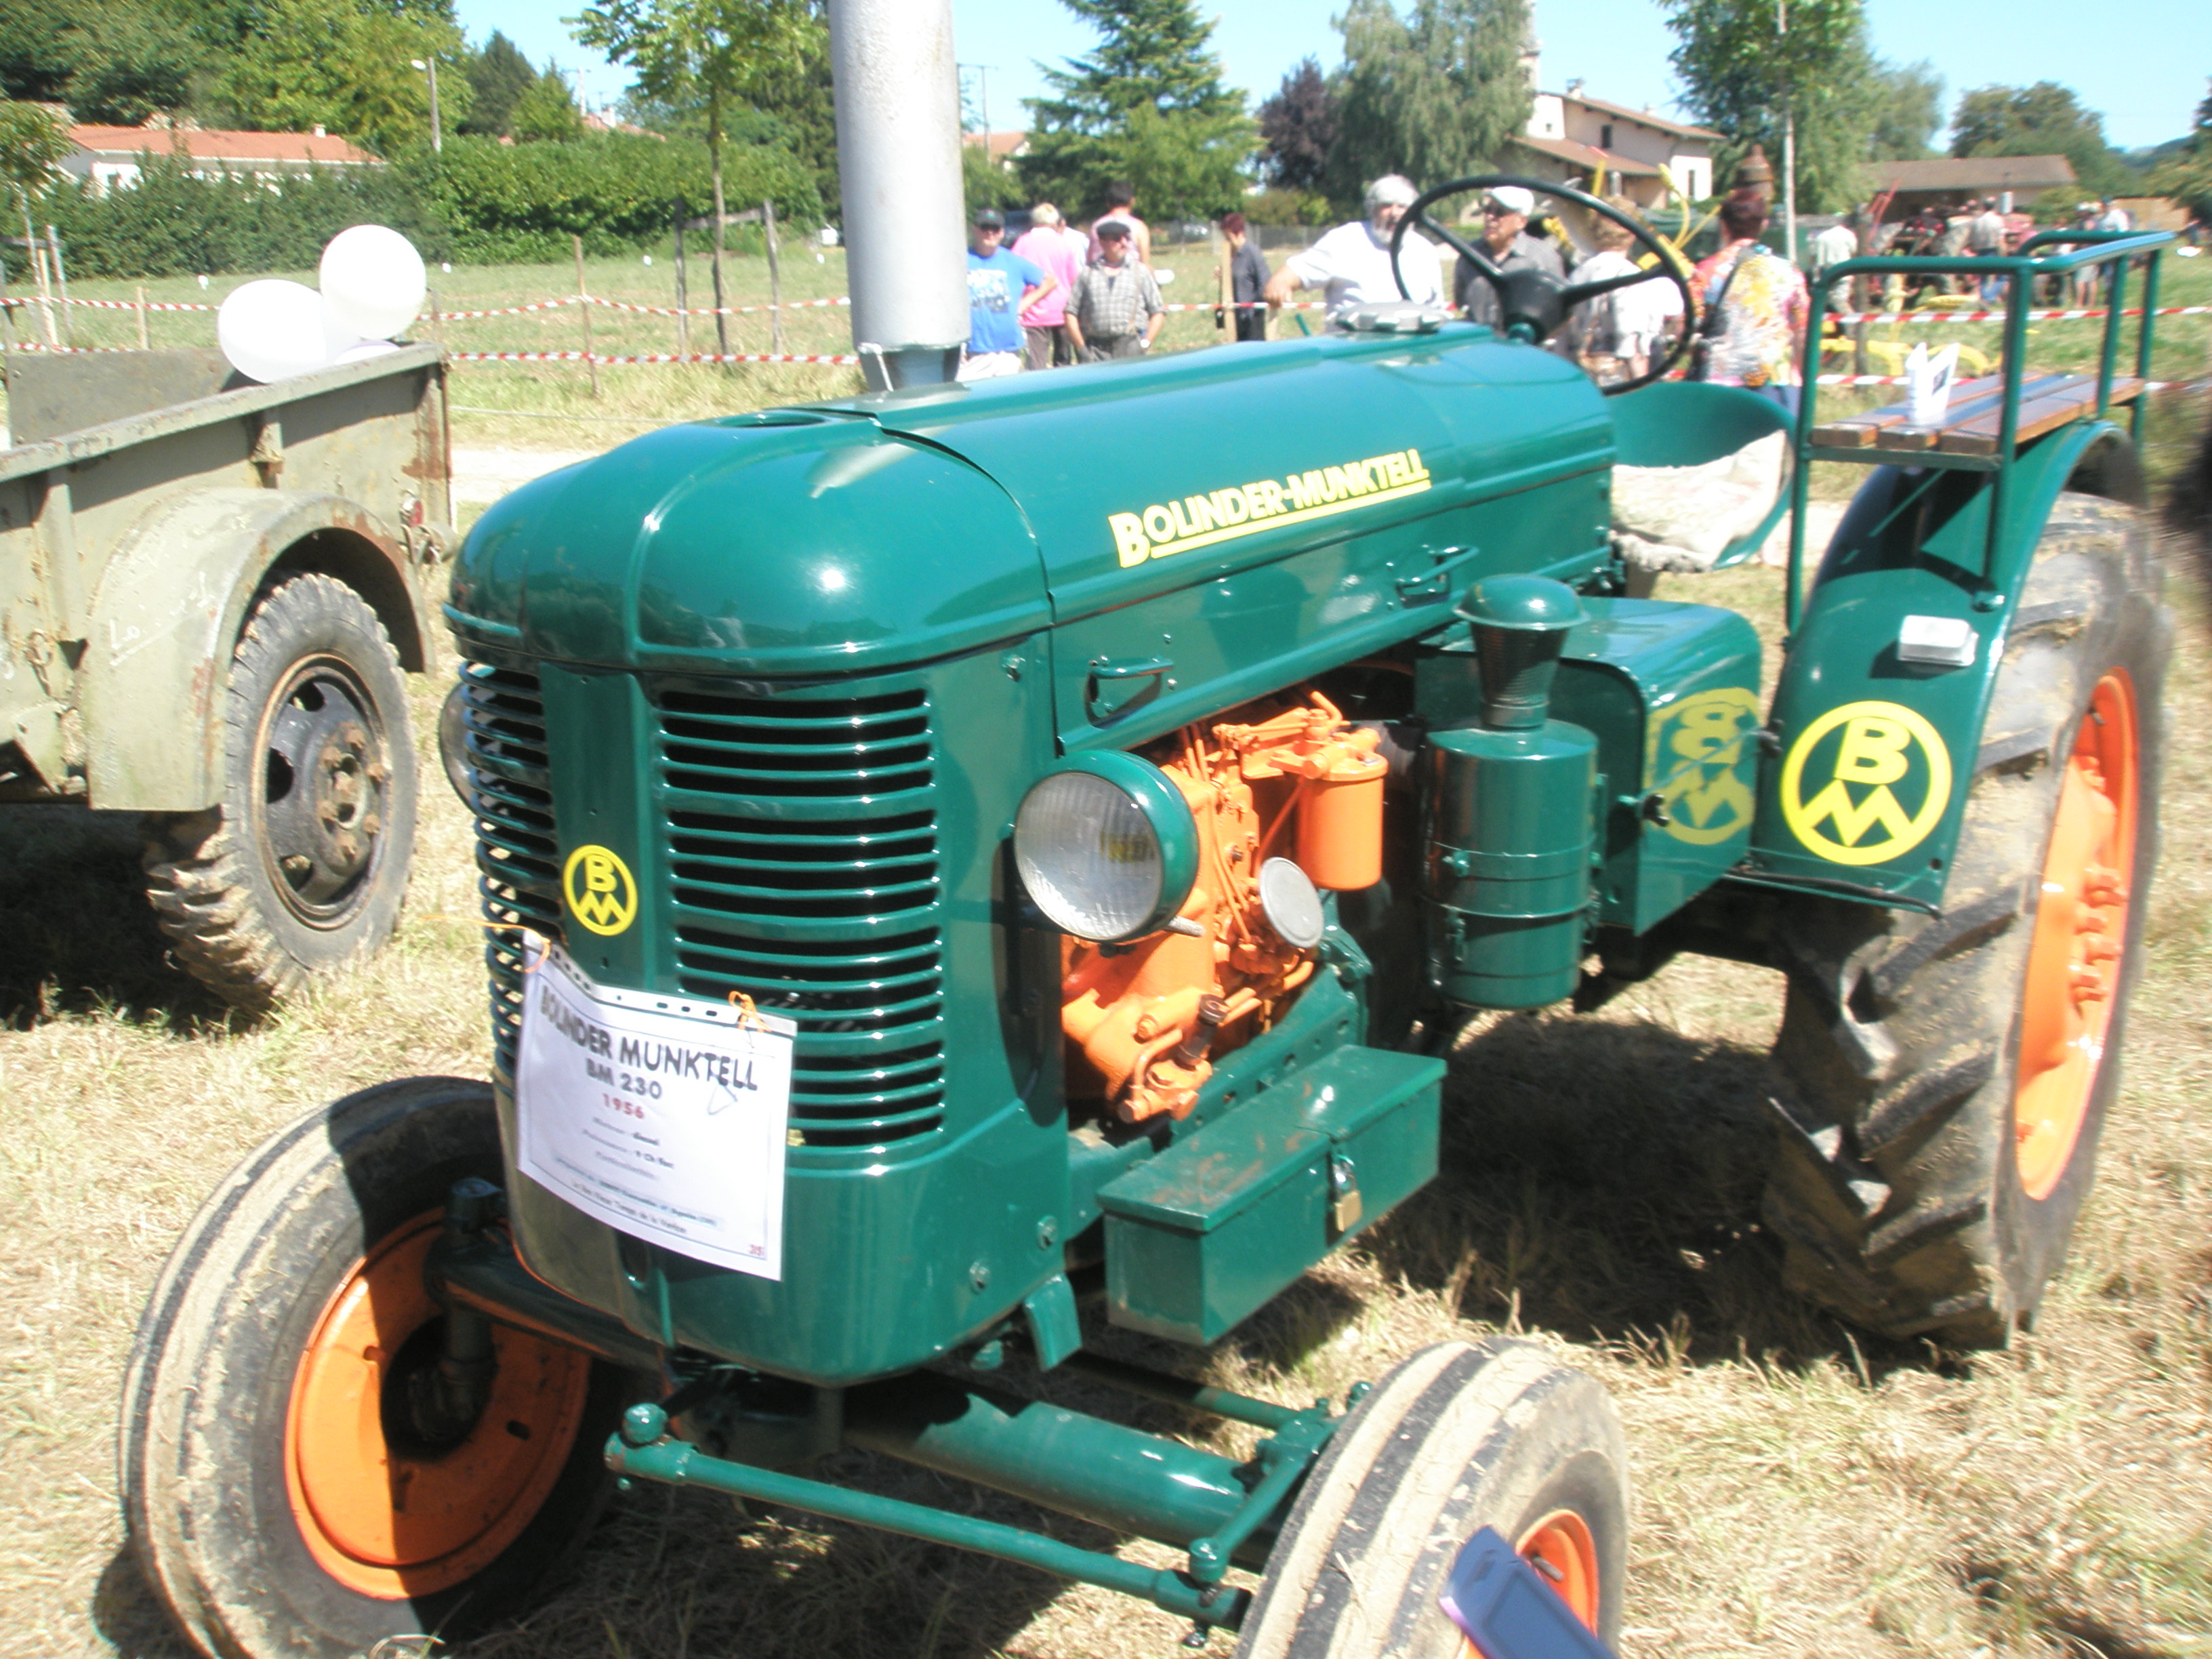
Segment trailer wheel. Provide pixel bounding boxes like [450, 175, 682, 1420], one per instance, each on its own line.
[121, 1077, 626, 1659]
[1235, 1340, 1628, 1659]
[144, 573, 417, 1010]
[1764, 491, 2168, 1346]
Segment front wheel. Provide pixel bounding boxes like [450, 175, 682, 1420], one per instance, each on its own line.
[1763, 491, 2168, 1345]
[121, 1077, 628, 1659]
[144, 573, 418, 1010]
[1235, 1340, 1629, 1659]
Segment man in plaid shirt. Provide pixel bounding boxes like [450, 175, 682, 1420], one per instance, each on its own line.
[1065, 222, 1166, 361]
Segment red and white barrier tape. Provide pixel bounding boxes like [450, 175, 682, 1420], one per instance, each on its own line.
[1813, 371, 2202, 390]
[1828, 303, 2212, 325]
[446, 348, 860, 365]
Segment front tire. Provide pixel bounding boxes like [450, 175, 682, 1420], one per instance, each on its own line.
[144, 573, 418, 1010]
[1763, 491, 2168, 1345]
[1235, 1340, 1629, 1659]
[121, 1077, 626, 1659]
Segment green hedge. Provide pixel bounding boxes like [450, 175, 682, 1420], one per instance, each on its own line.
[23, 133, 824, 279]
[29, 157, 454, 279]
[404, 134, 823, 263]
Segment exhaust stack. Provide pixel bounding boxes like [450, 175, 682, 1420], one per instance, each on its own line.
[827, 0, 968, 390]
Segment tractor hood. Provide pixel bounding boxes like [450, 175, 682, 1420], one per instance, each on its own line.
[449, 327, 1612, 678]
[447, 411, 1051, 675]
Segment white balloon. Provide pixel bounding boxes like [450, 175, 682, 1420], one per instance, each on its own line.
[319, 224, 428, 341]
[218, 279, 359, 384]
[335, 340, 400, 364]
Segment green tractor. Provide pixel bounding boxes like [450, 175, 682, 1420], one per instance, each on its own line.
[121, 172, 2175, 1658]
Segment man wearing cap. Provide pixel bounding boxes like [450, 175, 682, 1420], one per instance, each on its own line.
[1066, 220, 1166, 361]
[1455, 186, 1566, 332]
[1262, 176, 1442, 328]
[962, 207, 1054, 381]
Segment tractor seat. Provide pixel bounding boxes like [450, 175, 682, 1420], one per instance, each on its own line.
[1605, 381, 1795, 578]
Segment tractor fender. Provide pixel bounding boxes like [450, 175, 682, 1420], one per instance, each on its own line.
[1746, 419, 2138, 909]
[81, 488, 427, 812]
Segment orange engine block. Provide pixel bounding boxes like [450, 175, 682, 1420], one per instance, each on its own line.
[1060, 691, 1386, 1123]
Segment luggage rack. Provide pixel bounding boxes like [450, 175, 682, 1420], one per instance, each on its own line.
[1783, 226, 2174, 628]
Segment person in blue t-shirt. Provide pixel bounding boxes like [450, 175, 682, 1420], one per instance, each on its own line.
[962, 207, 1054, 380]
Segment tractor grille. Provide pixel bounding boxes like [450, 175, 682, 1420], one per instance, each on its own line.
[461, 660, 564, 1069]
[653, 680, 947, 1149]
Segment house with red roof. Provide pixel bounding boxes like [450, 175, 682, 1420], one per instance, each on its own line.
[59, 119, 380, 195]
[1511, 81, 1721, 208]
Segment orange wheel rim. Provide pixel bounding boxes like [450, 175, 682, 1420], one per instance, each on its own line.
[2014, 670, 2139, 1202]
[284, 1210, 592, 1599]
[1517, 1509, 1602, 1631]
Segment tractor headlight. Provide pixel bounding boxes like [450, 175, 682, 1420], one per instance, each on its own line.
[1014, 753, 1200, 943]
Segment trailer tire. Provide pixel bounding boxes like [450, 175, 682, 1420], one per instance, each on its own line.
[144, 573, 417, 1010]
[1763, 491, 2167, 1346]
[121, 1076, 626, 1659]
[1235, 1340, 1627, 1659]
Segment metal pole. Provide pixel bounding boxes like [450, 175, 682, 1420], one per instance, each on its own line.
[830, 0, 969, 388]
[429, 58, 441, 154]
[1777, 0, 1796, 264]
[136, 283, 149, 348]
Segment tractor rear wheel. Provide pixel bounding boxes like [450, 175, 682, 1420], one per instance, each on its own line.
[1235, 1340, 1628, 1659]
[121, 1077, 628, 1658]
[1763, 491, 2168, 1346]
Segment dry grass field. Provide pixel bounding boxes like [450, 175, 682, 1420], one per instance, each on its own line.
[3, 248, 2211, 1659]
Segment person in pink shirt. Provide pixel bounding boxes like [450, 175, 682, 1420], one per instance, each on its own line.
[1012, 204, 1084, 369]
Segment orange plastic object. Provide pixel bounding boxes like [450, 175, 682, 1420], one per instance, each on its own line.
[1517, 1508, 1602, 1632]
[1059, 695, 1349, 1123]
[285, 1210, 592, 1599]
[1215, 691, 1387, 890]
[2014, 669, 2138, 1201]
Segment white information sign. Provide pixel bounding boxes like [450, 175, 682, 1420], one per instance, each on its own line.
[516, 942, 796, 1279]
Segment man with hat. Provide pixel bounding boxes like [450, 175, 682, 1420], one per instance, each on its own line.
[1263, 175, 1441, 328]
[1065, 219, 1166, 361]
[1455, 185, 1566, 331]
[962, 207, 1054, 381]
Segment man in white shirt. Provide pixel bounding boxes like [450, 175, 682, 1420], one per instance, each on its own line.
[1262, 175, 1441, 328]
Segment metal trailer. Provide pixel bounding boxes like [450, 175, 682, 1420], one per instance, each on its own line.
[0, 343, 450, 1008]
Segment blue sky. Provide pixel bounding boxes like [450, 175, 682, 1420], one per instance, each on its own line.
[457, 0, 2204, 153]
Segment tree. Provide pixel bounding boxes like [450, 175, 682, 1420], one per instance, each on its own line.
[1017, 0, 1254, 221]
[215, 0, 472, 152]
[1951, 81, 2131, 197]
[510, 62, 584, 142]
[462, 30, 537, 138]
[1328, 0, 1532, 205]
[570, 0, 821, 352]
[1, 3, 203, 125]
[1257, 57, 1335, 192]
[1867, 58, 1942, 160]
[2148, 78, 2212, 220]
[1664, 0, 1876, 215]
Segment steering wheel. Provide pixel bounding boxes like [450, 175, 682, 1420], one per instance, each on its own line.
[1390, 174, 1697, 395]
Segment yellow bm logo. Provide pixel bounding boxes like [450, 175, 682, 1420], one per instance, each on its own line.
[562, 844, 638, 936]
[1780, 701, 1953, 866]
[1646, 687, 1761, 846]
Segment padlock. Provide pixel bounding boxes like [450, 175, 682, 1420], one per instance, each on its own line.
[1328, 1152, 1362, 1233]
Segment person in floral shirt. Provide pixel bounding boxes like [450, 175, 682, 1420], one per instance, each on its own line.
[1690, 188, 1809, 412]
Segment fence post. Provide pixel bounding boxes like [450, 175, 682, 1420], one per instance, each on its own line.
[575, 234, 600, 397]
[22, 203, 56, 344]
[0, 249, 15, 355]
[47, 226, 71, 346]
[673, 203, 689, 354]
[764, 199, 782, 353]
[136, 283, 150, 349]
[1214, 224, 1230, 343]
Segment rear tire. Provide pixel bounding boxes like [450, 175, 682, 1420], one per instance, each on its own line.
[144, 573, 417, 1011]
[1763, 492, 2168, 1345]
[1235, 1340, 1629, 1659]
[121, 1077, 626, 1659]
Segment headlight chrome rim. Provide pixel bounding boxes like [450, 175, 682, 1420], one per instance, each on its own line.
[1014, 752, 1200, 943]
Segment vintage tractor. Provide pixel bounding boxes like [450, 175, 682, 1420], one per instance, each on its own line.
[119, 153, 2175, 1659]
